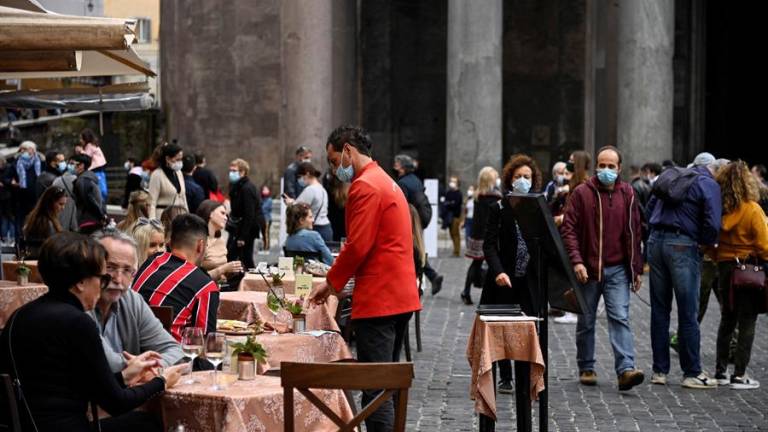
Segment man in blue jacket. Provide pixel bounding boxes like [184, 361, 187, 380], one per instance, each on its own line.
[646, 152, 722, 389]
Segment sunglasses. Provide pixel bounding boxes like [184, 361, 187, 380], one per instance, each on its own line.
[136, 217, 164, 230]
[97, 274, 112, 290]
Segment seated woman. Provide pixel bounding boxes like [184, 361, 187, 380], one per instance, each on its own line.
[117, 190, 150, 233]
[132, 219, 166, 267]
[159, 205, 188, 245]
[22, 186, 67, 258]
[284, 202, 334, 265]
[0, 232, 185, 432]
[196, 199, 243, 290]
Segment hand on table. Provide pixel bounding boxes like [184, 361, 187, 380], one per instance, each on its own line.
[160, 364, 188, 389]
[495, 273, 512, 288]
[122, 351, 162, 385]
[224, 260, 243, 275]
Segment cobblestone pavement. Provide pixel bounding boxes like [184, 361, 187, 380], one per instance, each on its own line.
[406, 255, 768, 432]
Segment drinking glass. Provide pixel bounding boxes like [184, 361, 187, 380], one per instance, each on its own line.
[181, 327, 204, 385]
[205, 332, 226, 391]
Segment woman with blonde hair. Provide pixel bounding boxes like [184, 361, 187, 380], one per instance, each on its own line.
[132, 219, 165, 267]
[117, 190, 150, 232]
[461, 167, 501, 305]
[712, 160, 768, 389]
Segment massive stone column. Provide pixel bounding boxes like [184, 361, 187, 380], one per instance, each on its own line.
[281, 0, 334, 163]
[446, 0, 502, 187]
[616, 0, 674, 166]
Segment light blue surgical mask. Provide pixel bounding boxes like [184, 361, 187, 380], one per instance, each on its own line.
[512, 177, 532, 194]
[19, 152, 31, 161]
[229, 170, 241, 183]
[57, 161, 67, 173]
[297, 177, 307, 188]
[335, 148, 354, 183]
[596, 168, 618, 185]
[66, 163, 77, 175]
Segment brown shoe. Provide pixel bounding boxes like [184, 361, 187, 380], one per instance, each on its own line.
[579, 370, 598, 386]
[618, 369, 645, 391]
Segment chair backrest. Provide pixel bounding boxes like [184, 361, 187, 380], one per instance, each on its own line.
[281, 361, 414, 432]
[149, 305, 174, 331]
[0, 374, 22, 432]
[283, 248, 323, 263]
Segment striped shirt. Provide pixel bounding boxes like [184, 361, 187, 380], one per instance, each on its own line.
[132, 252, 219, 341]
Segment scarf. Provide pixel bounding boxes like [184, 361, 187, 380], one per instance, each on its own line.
[161, 166, 181, 194]
[16, 154, 41, 189]
[514, 222, 530, 277]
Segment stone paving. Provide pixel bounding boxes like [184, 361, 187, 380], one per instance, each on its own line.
[405, 255, 768, 432]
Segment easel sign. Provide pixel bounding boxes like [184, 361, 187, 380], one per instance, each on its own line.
[294, 274, 313, 298]
[278, 257, 294, 276]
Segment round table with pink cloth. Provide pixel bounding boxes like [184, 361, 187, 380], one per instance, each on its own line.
[0, 281, 48, 329]
[217, 291, 340, 333]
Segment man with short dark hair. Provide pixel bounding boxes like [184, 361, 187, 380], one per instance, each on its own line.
[182, 154, 204, 213]
[283, 146, 313, 199]
[36, 150, 65, 197]
[88, 229, 184, 372]
[71, 153, 105, 234]
[133, 213, 219, 341]
[561, 145, 645, 391]
[193, 152, 219, 199]
[310, 125, 422, 431]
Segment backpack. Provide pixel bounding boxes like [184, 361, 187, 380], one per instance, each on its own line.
[651, 167, 699, 204]
[412, 187, 432, 229]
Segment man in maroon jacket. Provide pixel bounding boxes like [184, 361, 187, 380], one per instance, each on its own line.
[561, 146, 645, 391]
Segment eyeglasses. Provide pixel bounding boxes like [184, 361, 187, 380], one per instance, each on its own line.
[136, 217, 163, 230]
[97, 274, 112, 290]
[106, 263, 136, 280]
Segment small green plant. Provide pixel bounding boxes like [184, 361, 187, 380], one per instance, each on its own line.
[270, 271, 285, 285]
[293, 256, 305, 272]
[285, 297, 304, 315]
[230, 336, 268, 363]
[267, 292, 282, 312]
[15, 262, 30, 277]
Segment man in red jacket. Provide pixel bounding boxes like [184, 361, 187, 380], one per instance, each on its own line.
[560, 146, 645, 391]
[310, 125, 421, 431]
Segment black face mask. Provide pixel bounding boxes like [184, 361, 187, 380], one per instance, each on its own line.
[566, 161, 575, 173]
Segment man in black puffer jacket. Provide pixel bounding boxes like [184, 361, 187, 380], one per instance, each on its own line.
[71, 153, 106, 234]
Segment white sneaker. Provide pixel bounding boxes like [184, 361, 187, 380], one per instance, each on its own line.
[714, 373, 730, 386]
[681, 373, 718, 389]
[730, 375, 760, 390]
[554, 312, 578, 324]
[651, 372, 667, 385]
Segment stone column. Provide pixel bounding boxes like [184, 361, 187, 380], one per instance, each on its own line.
[446, 0, 503, 188]
[616, 0, 674, 167]
[281, 0, 334, 162]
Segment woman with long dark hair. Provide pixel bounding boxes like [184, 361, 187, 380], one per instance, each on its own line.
[22, 186, 67, 258]
[196, 199, 244, 289]
[148, 143, 187, 219]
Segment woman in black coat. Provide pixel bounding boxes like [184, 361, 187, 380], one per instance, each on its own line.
[226, 158, 265, 270]
[480, 153, 542, 393]
[0, 232, 185, 432]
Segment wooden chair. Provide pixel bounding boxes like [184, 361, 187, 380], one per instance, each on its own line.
[281, 361, 414, 432]
[0, 374, 22, 432]
[149, 305, 174, 332]
[333, 296, 354, 343]
[403, 275, 424, 361]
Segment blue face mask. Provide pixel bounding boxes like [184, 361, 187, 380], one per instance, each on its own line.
[512, 177, 532, 194]
[57, 161, 67, 173]
[20, 152, 31, 161]
[597, 168, 618, 185]
[335, 148, 354, 183]
[66, 163, 77, 175]
[297, 177, 307, 188]
[229, 171, 241, 183]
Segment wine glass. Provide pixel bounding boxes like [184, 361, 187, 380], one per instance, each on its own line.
[205, 332, 226, 391]
[181, 327, 204, 385]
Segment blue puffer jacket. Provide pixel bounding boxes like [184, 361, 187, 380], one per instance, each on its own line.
[647, 165, 722, 245]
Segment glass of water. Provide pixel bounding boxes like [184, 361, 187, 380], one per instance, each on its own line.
[181, 327, 203, 385]
[205, 332, 226, 390]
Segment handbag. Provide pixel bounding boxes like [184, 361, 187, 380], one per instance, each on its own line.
[729, 256, 766, 310]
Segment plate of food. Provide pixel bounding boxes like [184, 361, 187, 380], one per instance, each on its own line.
[216, 319, 263, 335]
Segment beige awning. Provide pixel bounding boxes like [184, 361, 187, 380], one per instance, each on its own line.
[0, 0, 154, 79]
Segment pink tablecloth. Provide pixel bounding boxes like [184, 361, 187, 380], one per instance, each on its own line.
[218, 291, 340, 332]
[228, 332, 353, 366]
[0, 281, 48, 328]
[466, 317, 545, 420]
[239, 273, 325, 294]
[162, 372, 354, 432]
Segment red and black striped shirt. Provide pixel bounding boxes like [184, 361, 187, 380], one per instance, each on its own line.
[132, 252, 219, 341]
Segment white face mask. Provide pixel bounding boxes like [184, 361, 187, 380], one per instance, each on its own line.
[170, 161, 183, 172]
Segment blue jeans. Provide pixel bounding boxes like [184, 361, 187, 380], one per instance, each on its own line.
[576, 265, 636, 375]
[648, 231, 702, 377]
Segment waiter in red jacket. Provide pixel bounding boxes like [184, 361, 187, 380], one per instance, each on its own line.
[310, 125, 421, 431]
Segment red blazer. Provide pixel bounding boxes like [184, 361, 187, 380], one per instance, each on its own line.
[327, 161, 422, 319]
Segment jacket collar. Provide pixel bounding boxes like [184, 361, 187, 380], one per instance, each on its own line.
[48, 289, 86, 312]
[354, 161, 377, 180]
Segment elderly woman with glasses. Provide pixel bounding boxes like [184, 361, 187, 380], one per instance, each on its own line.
[0, 232, 186, 432]
[132, 218, 166, 267]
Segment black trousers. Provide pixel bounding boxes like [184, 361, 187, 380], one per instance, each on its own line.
[100, 411, 162, 432]
[227, 236, 255, 270]
[353, 312, 412, 432]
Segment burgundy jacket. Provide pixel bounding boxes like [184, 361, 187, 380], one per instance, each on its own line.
[560, 176, 643, 282]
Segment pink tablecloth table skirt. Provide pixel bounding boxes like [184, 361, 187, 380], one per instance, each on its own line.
[0, 281, 48, 328]
[218, 291, 340, 332]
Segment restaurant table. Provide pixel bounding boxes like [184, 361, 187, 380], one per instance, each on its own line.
[226, 331, 353, 367]
[239, 273, 325, 294]
[162, 372, 354, 432]
[466, 316, 545, 431]
[2, 260, 43, 283]
[218, 291, 340, 332]
[0, 280, 48, 329]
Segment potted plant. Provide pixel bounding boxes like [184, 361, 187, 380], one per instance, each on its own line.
[286, 297, 306, 333]
[293, 256, 305, 274]
[16, 262, 31, 286]
[230, 336, 269, 379]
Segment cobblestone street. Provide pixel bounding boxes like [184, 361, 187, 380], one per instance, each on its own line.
[405, 255, 768, 431]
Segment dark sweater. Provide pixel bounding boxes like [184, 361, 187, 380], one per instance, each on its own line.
[0, 291, 165, 431]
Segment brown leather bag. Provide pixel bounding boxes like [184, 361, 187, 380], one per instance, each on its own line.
[729, 257, 766, 309]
